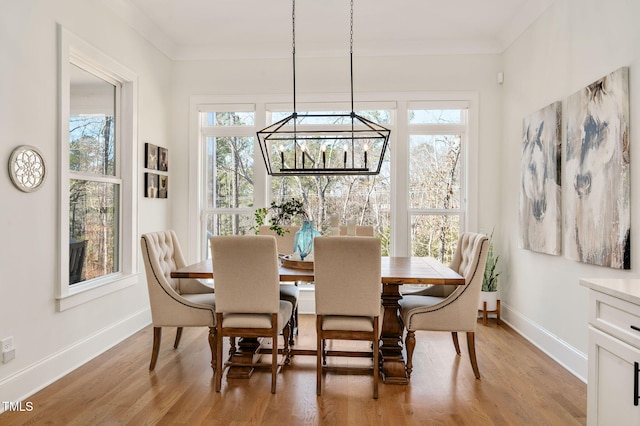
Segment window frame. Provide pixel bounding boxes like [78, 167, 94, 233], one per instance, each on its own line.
[407, 101, 469, 258]
[57, 26, 138, 311]
[198, 104, 258, 258]
[189, 92, 478, 261]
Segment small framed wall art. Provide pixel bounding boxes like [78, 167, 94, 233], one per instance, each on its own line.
[145, 172, 159, 198]
[145, 143, 158, 170]
[158, 147, 168, 172]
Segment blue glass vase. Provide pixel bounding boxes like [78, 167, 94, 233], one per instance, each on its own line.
[294, 220, 321, 261]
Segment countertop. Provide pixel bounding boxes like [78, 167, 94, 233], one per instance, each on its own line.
[580, 278, 640, 305]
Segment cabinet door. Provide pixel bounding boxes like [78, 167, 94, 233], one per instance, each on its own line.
[588, 327, 640, 425]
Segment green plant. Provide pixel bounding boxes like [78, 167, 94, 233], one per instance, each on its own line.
[250, 198, 309, 236]
[482, 231, 500, 292]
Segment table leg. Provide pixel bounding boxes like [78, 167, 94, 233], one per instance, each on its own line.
[226, 338, 261, 379]
[379, 283, 409, 384]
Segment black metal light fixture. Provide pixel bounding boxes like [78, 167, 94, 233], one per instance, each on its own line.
[257, 0, 390, 176]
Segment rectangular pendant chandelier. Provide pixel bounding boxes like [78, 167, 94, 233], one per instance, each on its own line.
[257, 112, 390, 176]
[256, 0, 390, 177]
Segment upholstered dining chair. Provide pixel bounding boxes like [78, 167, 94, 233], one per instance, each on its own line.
[140, 230, 216, 372]
[314, 236, 382, 399]
[399, 232, 489, 379]
[210, 235, 293, 393]
[258, 225, 300, 343]
[339, 225, 375, 236]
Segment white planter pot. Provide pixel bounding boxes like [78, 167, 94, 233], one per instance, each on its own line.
[479, 290, 498, 311]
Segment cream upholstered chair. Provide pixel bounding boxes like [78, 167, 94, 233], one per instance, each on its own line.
[258, 225, 300, 343]
[399, 232, 489, 379]
[210, 235, 292, 393]
[314, 236, 381, 399]
[339, 225, 375, 236]
[140, 231, 216, 371]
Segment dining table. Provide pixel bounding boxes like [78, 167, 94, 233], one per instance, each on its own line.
[171, 256, 464, 384]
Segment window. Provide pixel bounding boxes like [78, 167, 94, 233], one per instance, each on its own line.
[58, 26, 138, 310]
[193, 95, 475, 262]
[199, 107, 256, 258]
[268, 106, 392, 255]
[408, 104, 467, 264]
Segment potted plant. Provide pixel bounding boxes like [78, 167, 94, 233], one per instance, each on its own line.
[251, 198, 320, 260]
[251, 198, 309, 236]
[479, 230, 500, 311]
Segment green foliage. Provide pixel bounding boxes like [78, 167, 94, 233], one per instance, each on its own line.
[482, 231, 500, 292]
[251, 198, 308, 236]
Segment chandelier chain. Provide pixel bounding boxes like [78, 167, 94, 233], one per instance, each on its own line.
[350, 0, 354, 54]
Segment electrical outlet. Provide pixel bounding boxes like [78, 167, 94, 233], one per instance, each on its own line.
[1, 337, 14, 352]
[2, 348, 15, 363]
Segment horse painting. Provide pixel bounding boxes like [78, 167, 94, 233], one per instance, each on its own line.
[565, 67, 630, 269]
[520, 101, 562, 255]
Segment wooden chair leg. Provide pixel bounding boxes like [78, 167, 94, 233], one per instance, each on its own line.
[373, 319, 379, 399]
[452, 331, 461, 355]
[208, 326, 216, 371]
[283, 320, 292, 365]
[215, 315, 223, 392]
[289, 306, 298, 345]
[271, 313, 278, 394]
[150, 327, 162, 370]
[466, 332, 481, 379]
[174, 327, 183, 349]
[316, 316, 323, 396]
[405, 330, 416, 378]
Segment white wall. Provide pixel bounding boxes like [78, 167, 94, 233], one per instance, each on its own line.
[501, 0, 640, 380]
[0, 0, 172, 403]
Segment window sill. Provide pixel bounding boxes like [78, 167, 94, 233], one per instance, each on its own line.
[56, 273, 140, 312]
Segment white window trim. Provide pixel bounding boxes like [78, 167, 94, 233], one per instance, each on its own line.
[57, 25, 139, 311]
[188, 92, 478, 261]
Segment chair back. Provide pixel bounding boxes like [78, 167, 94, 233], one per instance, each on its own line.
[314, 236, 381, 317]
[445, 232, 489, 323]
[69, 240, 87, 284]
[257, 225, 300, 254]
[210, 235, 280, 314]
[140, 230, 215, 326]
[339, 225, 375, 236]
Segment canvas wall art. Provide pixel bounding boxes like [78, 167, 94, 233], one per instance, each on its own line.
[565, 67, 630, 269]
[519, 101, 562, 255]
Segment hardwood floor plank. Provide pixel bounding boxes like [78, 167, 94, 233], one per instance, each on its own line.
[0, 316, 586, 425]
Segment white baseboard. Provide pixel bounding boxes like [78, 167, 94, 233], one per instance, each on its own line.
[298, 284, 316, 314]
[501, 302, 587, 382]
[0, 308, 151, 410]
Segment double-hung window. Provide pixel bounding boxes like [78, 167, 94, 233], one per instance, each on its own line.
[407, 102, 468, 264]
[199, 106, 256, 257]
[58, 27, 138, 310]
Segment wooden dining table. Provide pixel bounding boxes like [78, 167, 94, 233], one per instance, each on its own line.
[171, 256, 464, 384]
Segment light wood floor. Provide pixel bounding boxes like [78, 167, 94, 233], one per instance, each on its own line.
[1, 315, 586, 425]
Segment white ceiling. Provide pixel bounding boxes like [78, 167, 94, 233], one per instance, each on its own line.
[104, 0, 556, 60]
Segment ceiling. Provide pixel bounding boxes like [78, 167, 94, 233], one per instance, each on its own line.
[104, 0, 556, 61]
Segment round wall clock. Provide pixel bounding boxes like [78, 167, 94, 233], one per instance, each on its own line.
[8, 145, 46, 192]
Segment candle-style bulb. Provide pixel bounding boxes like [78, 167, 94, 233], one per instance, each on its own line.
[279, 144, 285, 168]
[343, 144, 348, 168]
[363, 144, 368, 169]
[321, 144, 326, 168]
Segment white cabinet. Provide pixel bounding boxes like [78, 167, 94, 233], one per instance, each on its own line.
[582, 279, 640, 426]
